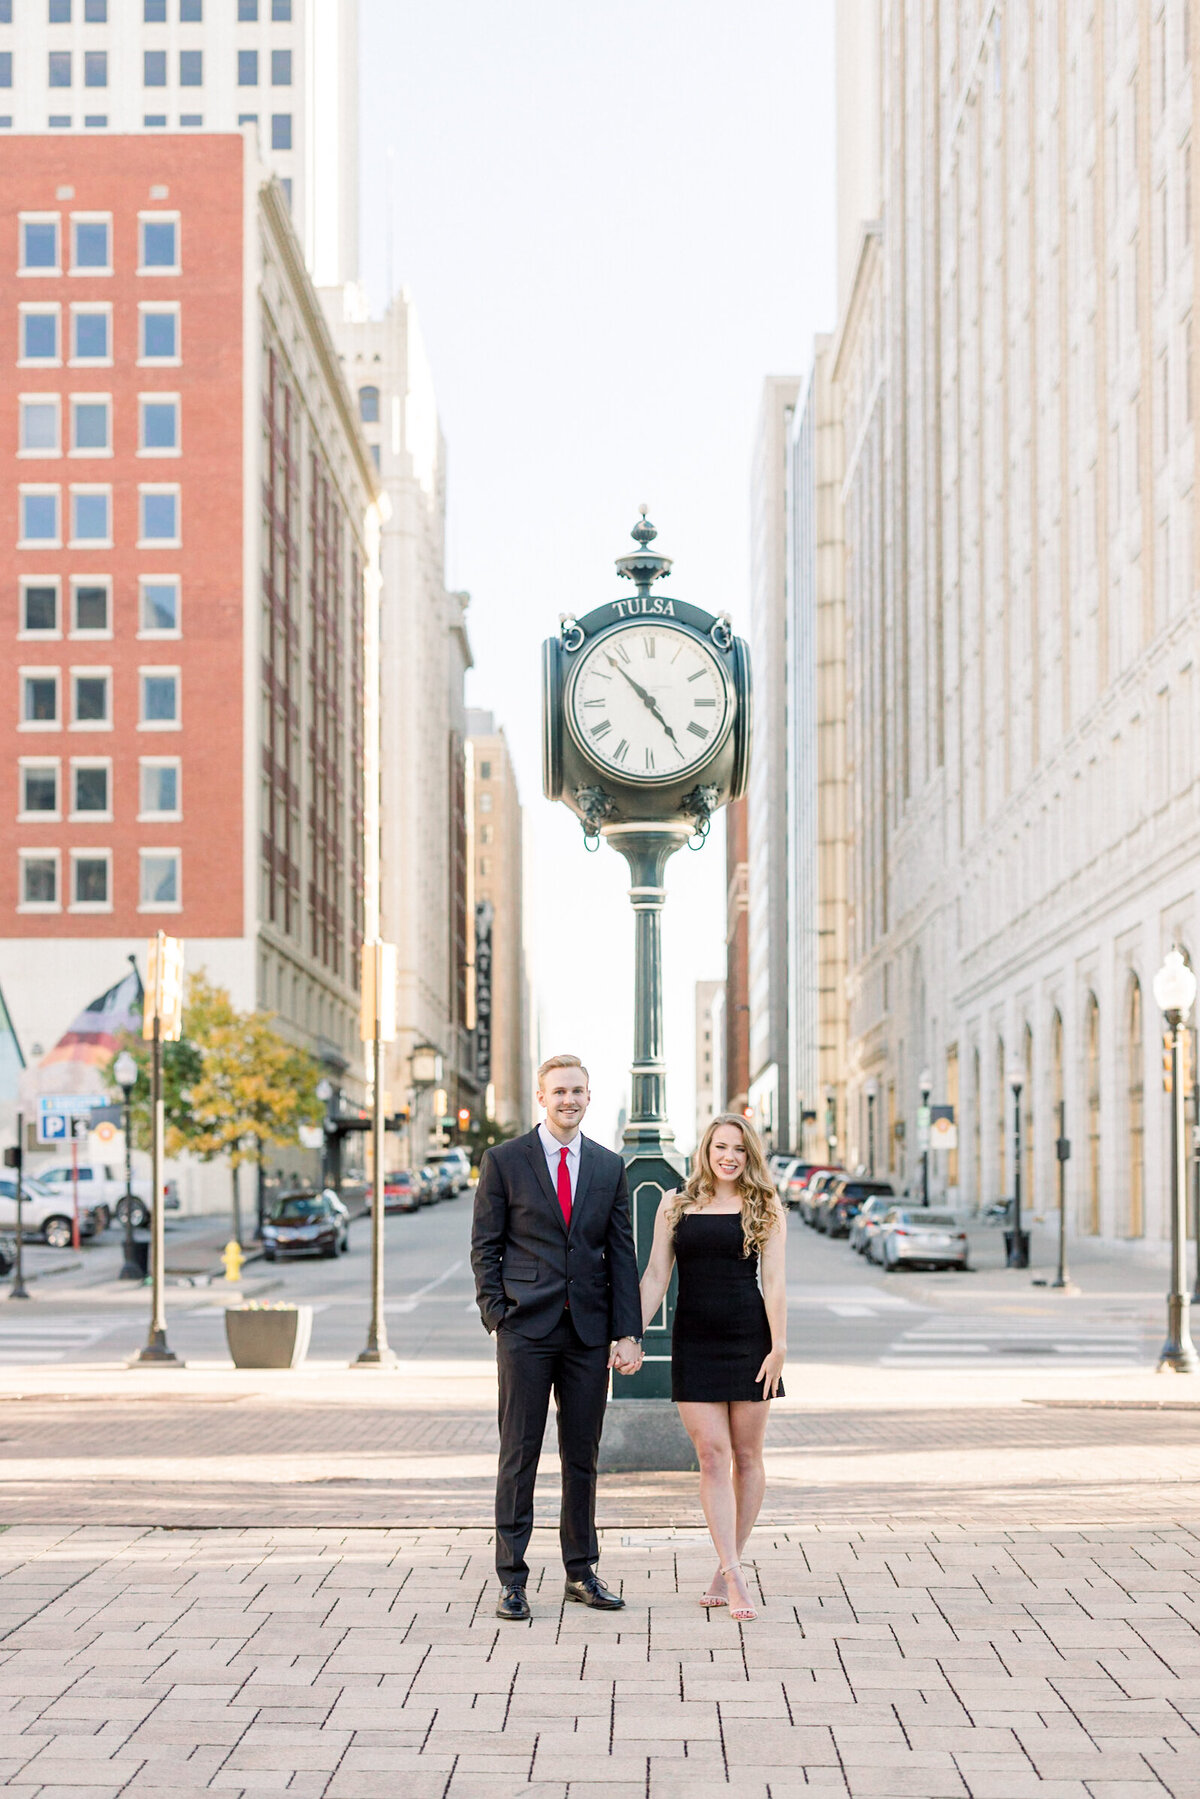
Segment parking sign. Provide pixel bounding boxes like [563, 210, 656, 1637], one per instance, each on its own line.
[37, 1094, 103, 1146]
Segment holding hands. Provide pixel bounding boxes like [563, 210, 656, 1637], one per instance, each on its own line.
[609, 1336, 643, 1375]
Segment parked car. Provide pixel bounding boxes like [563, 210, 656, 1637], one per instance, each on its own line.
[0, 1175, 102, 1248]
[261, 1190, 350, 1261]
[784, 1163, 842, 1210]
[383, 1170, 420, 1215]
[822, 1178, 897, 1239]
[871, 1207, 969, 1271]
[34, 1161, 180, 1231]
[420, 1163, 456, 1203]
[848, 1194, 898, 1254]
[798, 1169, 844, 1226]
[424, 1148, 471, 1194]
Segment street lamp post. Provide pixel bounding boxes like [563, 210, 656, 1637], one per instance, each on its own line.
[113, 1049, 140, 1282]
[919, 1070, 931, 1207]
[354, 939, 398, 1370]
[865, 1079, 877, 1178]
[6, 1113, 29, 1301]
[825, 1086, 837, 1164]
[1053, 1100, 1077, 1292]
[1190, 1029, 1200, 1305]
[1153, 950, 1199, 1372]
[134, 930, 183, 1366]
[1007, 1079, 1030, 1269]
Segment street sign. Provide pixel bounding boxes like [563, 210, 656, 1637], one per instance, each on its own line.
[36, 1094, 104, 1146]
[930, 1105, 956, 1150]
[359, 939, 397, 1043]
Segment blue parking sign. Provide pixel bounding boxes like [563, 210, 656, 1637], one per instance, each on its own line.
[37, 1095, 100, 1146]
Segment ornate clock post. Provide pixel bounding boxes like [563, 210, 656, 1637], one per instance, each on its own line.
[542, 513, 751, 1466]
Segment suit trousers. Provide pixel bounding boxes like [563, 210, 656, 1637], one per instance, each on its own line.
[494, 1308, 609, 1586]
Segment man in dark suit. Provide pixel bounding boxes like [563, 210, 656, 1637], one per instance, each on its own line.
[472, 1054, 643, 1620]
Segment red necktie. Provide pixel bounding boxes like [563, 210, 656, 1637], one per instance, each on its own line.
[557, 1145, 572, 1229]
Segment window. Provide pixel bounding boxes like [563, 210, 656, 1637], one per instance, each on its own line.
[139, 395, 179, 454]
[238, 49, 258, 85]
[71, 850, 110, 910]
[19, 488, 60, 545]
[238, 112, 258, 126]
[20, 852, 59, 911]
[369, 443, 380, 470]
[143, 50, 166, 87]
[84, 0, 107, 19]
[271, 48, 291, 85]
[479, 761, 492, 779]
[21, 670, 60, 727]
[280, 177, 292, 209]
[139, 215, 178, 271]
[179, 50, 202, 86]
[71, 217, 110, 273]
[479, 792, 492, 813]
[71, 580, 109, 634]
[239, 0, 258, 17]
[70, 398, 111, 455]
[180, 114, 202, 127]
[20, 308, 60, 362]
[48, 51, 71, 86]
[139, 486, 179, 543]
[144, 114, 166, 127]
[19, 397, 60, 456]
[272, 0, 292, 17]
[139, 578, 179, 634]
[49, 0, 72, 18]
[20, 217, 59, 272]
[71, 669, 110, 728]
[140, 668, 179, 727]
[180, 0, 202, 17]
[71, 304, 111, 362]
[0, 3, 11, 24]
[21, 581, 59, 635]
[139, 758, 180, 817]
[140, 849, 179, 910]
[83, 50, 107, 88]
[0, 54, 11, 89]
[48, 116, 72, 129]
[71, 761, 109, 817]
[271, 113, 291, 151]
[358, 385, 380, 423]
[139, 305, 178, 362]
[70, 487, 110, 543]
[144, 0, 165, 17]
[20, 763, 59, 820]
[85, 114, 107, 128]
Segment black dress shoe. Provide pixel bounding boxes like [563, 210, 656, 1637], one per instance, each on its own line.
[496, 1583, 531, 1621]
[564, 1573, 624, 1610]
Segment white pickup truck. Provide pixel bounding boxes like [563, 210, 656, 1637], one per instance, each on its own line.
[0, 1174, 103, 1249]
[32, 1162, 180, 1232]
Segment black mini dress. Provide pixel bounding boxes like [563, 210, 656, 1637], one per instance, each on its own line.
[671, 1209, 782, 1403]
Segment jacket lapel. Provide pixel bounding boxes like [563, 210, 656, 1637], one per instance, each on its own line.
[569, 1137, 597, 1234]
[523, 1131, 567, 1230]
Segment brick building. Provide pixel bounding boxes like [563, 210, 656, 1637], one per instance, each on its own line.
[0, 132, 380, 1156]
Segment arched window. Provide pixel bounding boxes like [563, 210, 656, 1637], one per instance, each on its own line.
[358, 384, 380, 424]
[1125, 974, 1144, 1238]
[1085, 992, 1101, 1234]
[996, 1037, 1007, 1200]
[1022, 1023, 1034, 1211]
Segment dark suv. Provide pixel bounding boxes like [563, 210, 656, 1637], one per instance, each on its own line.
[820, 1178, 896, 1238]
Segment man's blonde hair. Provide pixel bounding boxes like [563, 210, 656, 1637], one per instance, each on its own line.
[537, 1053, 589, 1087]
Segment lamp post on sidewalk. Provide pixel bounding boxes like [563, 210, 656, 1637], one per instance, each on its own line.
[1190, 1028, 1200, 1305]
[865, 1079, 877, 1179]
[133, 931, 183, 1367]
[1052, 1100, 1077, 1292]
[4, 1117, 29, 1301]
[113, 1049, 140, 1282]
[1153, 949, 1199, 1373]
[918, 1069, 931, 1207]
[354, 939, 398, 1370]
[1007, 1080, 1030, 1269]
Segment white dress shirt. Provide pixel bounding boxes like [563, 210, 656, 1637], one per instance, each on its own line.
[538, 1121, 581, 1202]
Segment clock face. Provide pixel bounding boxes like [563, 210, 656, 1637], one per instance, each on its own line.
[565, 623, 733, 783]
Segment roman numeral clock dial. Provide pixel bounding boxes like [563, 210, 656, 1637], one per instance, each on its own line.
[566, 624, 733, 784]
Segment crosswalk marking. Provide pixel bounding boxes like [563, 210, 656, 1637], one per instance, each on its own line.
[881, 1319, 1145, 1367]
[0, 1320, 122, 1362]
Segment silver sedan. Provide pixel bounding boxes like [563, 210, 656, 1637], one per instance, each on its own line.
[871, 1208, 970, 1271]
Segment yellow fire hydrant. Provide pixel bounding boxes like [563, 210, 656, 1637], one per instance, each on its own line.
[221, 1239, 245, 1283]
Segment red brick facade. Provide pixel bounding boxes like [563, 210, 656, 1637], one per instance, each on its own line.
[2, 134, 245, 938]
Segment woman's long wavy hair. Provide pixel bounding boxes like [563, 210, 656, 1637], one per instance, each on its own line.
[666, 1113, 780, 1258]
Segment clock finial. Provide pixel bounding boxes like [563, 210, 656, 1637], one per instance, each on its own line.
[616, 507, 672, 595]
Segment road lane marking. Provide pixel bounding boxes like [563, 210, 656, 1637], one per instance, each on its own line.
[386, 1259, 465, 1314]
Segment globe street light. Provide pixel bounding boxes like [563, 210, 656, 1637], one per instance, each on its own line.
[1153, 949, 1199, 1372]
[113, 1049, 141, 1282]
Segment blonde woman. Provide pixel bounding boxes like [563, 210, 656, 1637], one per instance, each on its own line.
[639, 1114, 787, 1623]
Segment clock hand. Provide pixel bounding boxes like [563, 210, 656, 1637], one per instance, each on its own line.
[604, 654, 683, 751]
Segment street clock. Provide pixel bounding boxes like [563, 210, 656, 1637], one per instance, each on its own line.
[543, 512, 751, 842]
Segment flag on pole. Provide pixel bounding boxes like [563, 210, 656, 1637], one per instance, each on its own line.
[41, 964, 143, 1069]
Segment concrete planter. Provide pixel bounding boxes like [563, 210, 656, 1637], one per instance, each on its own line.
[225, 1305, 312, 1370]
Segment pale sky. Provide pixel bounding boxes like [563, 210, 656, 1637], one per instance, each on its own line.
[359, 0, 837, 1151]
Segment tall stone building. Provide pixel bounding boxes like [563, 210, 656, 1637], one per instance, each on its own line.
[830, 1, 1200, 1236]
[786, 340, 849, 1167]
[321, 285, 477, 1165]
[466, 709, 531, 1136]
[747, 375, 800, 1153]
[694, 978, 723, 1147]
[724, 794, 751, 1115]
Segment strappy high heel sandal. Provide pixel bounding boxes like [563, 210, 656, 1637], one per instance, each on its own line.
[721, 1562, 757, 1622]
[699, 1578, 728, 1608]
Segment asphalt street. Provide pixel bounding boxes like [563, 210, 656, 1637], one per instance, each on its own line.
[0, 1195, 1174, 1369]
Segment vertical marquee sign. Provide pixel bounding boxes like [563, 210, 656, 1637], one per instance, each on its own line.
[542, 513, 751, 1405]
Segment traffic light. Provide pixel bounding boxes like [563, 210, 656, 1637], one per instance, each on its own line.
[457, 1107, 471, 1133]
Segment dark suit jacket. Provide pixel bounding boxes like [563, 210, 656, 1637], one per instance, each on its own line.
[471, 1128, 642, 1346]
